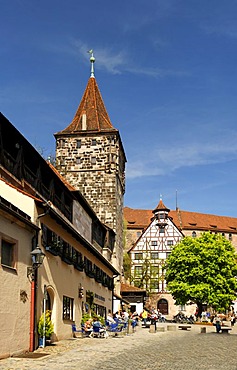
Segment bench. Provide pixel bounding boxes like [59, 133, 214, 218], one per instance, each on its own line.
[220, 327, 232, 334]
[178, 325, 191, 331]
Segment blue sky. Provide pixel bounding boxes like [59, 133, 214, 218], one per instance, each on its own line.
[1, 0, 237, 216]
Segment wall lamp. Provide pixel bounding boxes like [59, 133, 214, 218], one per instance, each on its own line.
[27, 246, 45, 280]
[78, 284, 84, 298]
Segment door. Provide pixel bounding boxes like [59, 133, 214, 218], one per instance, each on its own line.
[157, 299, 168, 315]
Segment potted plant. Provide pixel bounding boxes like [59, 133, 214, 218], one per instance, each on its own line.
[38, 310, 54, 347]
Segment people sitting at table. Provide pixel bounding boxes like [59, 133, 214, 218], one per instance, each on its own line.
[107, 309, 116, 324]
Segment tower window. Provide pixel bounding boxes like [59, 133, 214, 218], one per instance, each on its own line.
[58, 139, 65, 148]
[91, 139, 97, 146]
[76, 157, 81, 164]
[91, 157, 96, 164]
[76, 140, 81, 148]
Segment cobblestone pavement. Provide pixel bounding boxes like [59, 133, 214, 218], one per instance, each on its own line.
[1, 323, 237, 370]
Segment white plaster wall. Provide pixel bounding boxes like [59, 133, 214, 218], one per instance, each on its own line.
[36, 215, 114, 341]
[0, 215, 34, 358]
[0, 179, 35, 219]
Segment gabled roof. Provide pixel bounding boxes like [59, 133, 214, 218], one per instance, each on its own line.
[124, 207, 154, 229]
[120, 283, 146, 293]
[124, 206, 237, 233]
[56, 77, 117, 134]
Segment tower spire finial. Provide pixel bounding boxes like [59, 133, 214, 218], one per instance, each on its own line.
[87, 49, 95, 78]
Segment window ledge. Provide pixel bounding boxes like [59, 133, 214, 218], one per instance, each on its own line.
[1, 264, 17, 273]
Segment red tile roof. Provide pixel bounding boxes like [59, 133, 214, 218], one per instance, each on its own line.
[153, 199, 170, 213]
[56, 77, 117, 134]
[120, 283, 146, 293]
[124, 206, 237, 233]
[47, 162, 76, 191]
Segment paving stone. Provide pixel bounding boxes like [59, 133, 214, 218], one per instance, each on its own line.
[1, 324, 237, 370]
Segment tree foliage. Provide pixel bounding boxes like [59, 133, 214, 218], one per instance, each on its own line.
[130, 256, 161, 295]
[38, 310, 54, 338]
[123, 252, 132, 281]
[165, 232, 237, 312]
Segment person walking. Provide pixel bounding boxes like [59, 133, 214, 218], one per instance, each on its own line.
[141, 309, 148, 326]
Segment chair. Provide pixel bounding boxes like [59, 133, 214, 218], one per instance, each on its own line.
[71, 324, 83, 338]
[89, 325, 108, 338]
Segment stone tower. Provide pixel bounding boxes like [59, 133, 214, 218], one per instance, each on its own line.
[54, 52, 126, 274]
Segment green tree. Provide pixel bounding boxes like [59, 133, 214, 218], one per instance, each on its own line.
[123, 252, 132, 281]
[165, 232, 237, 314]
[131, 256, 161, 295]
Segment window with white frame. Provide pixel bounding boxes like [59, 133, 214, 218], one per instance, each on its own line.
[151, 240, 157, 246]
[134, 265, 143, 276]
[134, 252, 143, 260]
[159, 228, 165, 235]
[167, 240, 173, 246]
[63, 296, 74, 321]
[150, 279, 159, 291]
[151, 252, 159, 259]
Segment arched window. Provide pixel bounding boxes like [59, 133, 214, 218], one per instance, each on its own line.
[192, 231, 196, 238]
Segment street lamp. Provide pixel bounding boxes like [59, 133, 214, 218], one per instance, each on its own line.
[28, 245, 45, 352]
[27, 246, 45, 279]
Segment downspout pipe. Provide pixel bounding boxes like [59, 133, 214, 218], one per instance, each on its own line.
[29, 276, 36, 352]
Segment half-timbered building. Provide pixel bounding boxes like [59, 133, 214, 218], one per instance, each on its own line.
[124, 200, 237, 318]
[128, 199, 184, 317]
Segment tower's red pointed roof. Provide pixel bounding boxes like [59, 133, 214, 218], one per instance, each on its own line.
[57, 77, 117, 134]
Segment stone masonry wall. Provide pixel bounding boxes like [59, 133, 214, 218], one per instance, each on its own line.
[55, 133, 125, 273]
